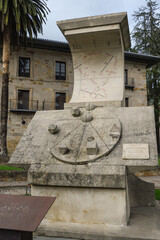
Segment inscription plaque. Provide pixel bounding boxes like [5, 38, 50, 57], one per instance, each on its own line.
[0, 194, 56, 232]
[122, 144, 149, 160]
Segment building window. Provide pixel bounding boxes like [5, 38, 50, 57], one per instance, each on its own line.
[19, 57, 30, 77]
[125, 97, 129, 107]
[124, 69, 128, 85]
[55, 92, 66, 110]
[17, 90, 29, 109]
[55, 61, 66, 80]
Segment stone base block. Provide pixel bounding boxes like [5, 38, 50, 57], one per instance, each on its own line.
[32, 185, 129, 226]
[36, 202, 160, 240]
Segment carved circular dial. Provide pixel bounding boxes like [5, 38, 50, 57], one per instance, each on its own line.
[48, 107, 121, 165]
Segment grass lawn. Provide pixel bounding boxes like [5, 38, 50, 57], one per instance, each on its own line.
[0, 165, 24, 171]
[155, 189, 160, 200]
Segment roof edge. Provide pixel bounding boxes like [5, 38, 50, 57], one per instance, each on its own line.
[15, 38, 160, 67]
[125, 51, 160, 67]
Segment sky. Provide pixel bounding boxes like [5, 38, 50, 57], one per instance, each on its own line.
[38, 0, 150, 44]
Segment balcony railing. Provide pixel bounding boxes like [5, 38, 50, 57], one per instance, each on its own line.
[125, 78, 135, 90]
[42, 100, 55, 110]
[9, 99, 39, 112]
[9, 99, 60, 112]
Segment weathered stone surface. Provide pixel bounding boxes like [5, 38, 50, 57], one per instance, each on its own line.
[37, 202, 160, 240]
[32, 185, 129, 226]
[28, 165, 126, 188]
[85, 103, 97, 111]
[57, 12, 131, 49]
[128, 174, 155, 207]
[58, 144, 69, 155]
[86, 140, 98, 155]
[57, 13, 130, 105]
[71, 107, 80, 117]
[110, 123, 121, 138]
[81, 112, 93, 122]
[9, 106, 158, 170]
[8, 104, 158, 231]
[10, 107, 121, 165]
[48, 124, 59, 134]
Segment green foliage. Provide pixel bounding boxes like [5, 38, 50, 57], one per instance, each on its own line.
[155, 189, 160, 200]
[0, 165, 24, 171]
[0, 0, 50, 43]
[132, 0, 160, 152]
[132, 0, 160, 55]
[158, 154, 160, 165]
[146, 64, 160, 105]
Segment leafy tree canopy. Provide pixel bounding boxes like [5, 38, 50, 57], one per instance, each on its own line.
[132, 0, 160, 55]
[131, 0, 160, 152]
[0, 0, 50, 43]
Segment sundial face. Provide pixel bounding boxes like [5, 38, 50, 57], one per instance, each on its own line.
[79, 54, 115, 100]
[48, 106, 121, 165]
[80, 78, 108, 100]
[71, 49, 123, 103]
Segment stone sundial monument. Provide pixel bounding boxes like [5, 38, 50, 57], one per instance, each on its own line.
[9, 12, 160, 240]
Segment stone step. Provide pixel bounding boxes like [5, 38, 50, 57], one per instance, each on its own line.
[34, 237, 79, 240]
[0, 170, 27, 182]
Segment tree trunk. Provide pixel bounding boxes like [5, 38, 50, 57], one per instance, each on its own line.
[0, 26, 10, 158]
[155, 108, 159, 153]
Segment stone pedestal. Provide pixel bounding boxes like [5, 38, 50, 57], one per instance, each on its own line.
[9, 12, 159, 240]
[32, 186, 129, 226]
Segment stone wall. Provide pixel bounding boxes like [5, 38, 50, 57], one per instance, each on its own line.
[8, 45, 74, 107]
[124, 60, 147, 107]
[7, 112, 35, 155]
[0, 45, 148, 155]
[1, 45, 74, 155]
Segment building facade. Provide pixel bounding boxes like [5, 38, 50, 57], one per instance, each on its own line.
[0, 39, 159, 155]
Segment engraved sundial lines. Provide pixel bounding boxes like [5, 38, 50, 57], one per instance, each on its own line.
[100, 56, 114, 74]
[75, 122, 108, 162]
[80, 78, 108, 100]
[73, 50, 119, 78]
[71, 49, 122, 102]
[91, 118, 121, 148]
[74, 63, 83, 75]
[74, 63, 83, 70]
[49, 120, 82, 150]
[90, 122, 109, 150]
[51, 123, 86, 162]
[74, 123, 87, 162]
